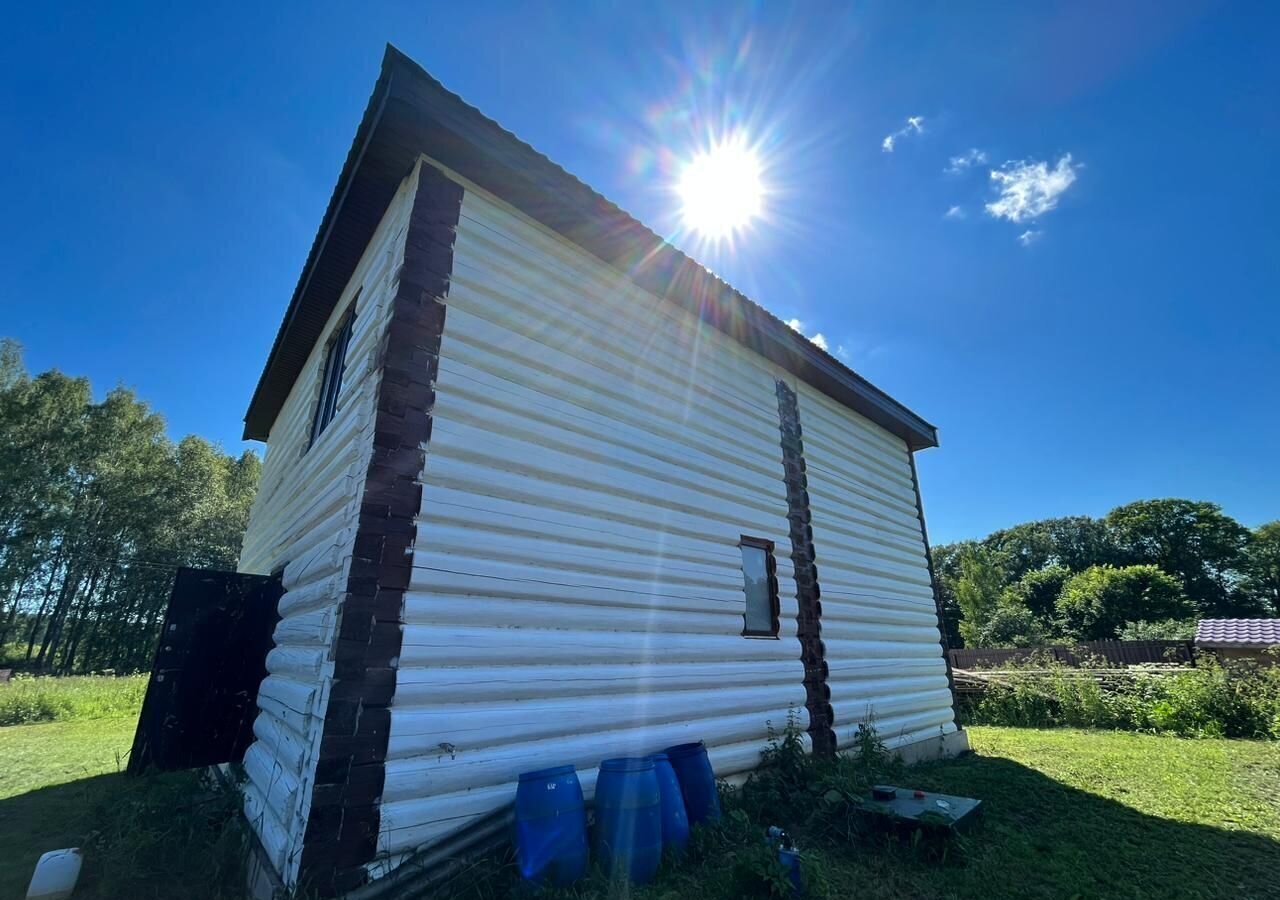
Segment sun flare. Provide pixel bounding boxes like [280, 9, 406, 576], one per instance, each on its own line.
[677, 136, 764, 240]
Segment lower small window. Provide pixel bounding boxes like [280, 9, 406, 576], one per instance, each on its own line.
[739, 536, 780, 637]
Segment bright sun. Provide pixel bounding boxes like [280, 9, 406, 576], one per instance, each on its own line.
[677, 136, 764, 239]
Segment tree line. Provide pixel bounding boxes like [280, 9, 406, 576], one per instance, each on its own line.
[0, 339, 260, 674]
[933, 500, 1280, 649]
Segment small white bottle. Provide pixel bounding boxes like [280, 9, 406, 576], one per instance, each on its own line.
[26, 848, 83, 900]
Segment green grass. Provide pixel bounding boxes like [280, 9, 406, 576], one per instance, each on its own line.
[0, 674, 148, 726]
[0, 716, 136, 798]
[3, 711, 1278, 900]
[866, 728, 1280, 899]
[1, 717, 138, 898]
[0, 717, 247, 899]
[441, 727, 1280, 900]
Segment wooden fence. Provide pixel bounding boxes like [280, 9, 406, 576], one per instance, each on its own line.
[949, 640, 1194, 670]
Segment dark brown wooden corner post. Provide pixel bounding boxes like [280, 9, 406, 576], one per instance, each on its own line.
[907, 451, 961, 725]
[775, 380, 836, 757]
[298, 164, 464, 895]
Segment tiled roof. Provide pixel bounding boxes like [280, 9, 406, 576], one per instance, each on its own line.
[1194, 618, 1280, 647]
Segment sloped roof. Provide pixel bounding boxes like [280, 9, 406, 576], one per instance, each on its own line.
[1195, 618, 1280, 647]
[242, 45, 940, 449]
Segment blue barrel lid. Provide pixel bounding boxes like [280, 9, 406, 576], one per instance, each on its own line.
[519, 764, 577, 782]
[600, 757, 654, 773]
[648, 752, 670, 762]
[664, 741, 707, 759]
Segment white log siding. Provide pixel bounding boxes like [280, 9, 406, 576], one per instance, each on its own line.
[378, 172, 809, 861]
[793, 383, 957, 751]
[236, 166, 422, 884]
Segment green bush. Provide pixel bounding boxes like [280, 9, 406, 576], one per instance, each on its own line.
[1117, 618, 1198, 641]
[1056, 565, 1189, 641]
[0, 640, 30, 667]
[960, 654, 1280, 739]
[0, 674, 147, 726]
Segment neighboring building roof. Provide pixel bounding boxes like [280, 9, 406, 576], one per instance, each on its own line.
[1195, 618, 1280, 648]
[242, 45, 940, 449]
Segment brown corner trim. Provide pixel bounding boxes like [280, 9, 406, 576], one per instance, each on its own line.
[907, 452, 961, 727]
[297, 163, 464, 895]
[774, 380, 836, 757]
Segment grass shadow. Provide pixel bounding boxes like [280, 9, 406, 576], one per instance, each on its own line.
[0, 769, 247, 900]
[434, 741, 1280, 900]
[0, 771, 125, 898]
[845, 752, 1280, 900]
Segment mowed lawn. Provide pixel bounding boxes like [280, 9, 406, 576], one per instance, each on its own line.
[880, 728, 1280, 900]
[0, 717, 138, 898]
[0, 716, 245, 900]
[1, 719, 1278, 899]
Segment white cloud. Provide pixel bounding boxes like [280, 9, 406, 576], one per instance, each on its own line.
[786, 318, 830, 352]
[1018, 229, 1042, 247]
[835, 344, 851, 362]
[945, 148, 988, 173]
[882, 115, 925, 152]
[986, 154, 1080, 223]
[945, 205, 965, 219]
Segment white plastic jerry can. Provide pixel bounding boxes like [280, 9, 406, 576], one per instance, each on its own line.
[26, 848, 83, 900]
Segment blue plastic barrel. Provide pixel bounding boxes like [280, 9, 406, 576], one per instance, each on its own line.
[649, 753, 691, 851]
[515, 765, 589, 885]
[664, 741, 721, 825]
[593, 757, 663, 883]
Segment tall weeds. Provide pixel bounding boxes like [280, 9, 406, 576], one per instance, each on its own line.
[959, 654, 1280, 738]
[0, 674, 146, 726]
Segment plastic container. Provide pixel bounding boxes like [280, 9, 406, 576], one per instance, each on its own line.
[664, 741, 721, 825]
[25, 848, 82, 900]
[649, 753, 691, 851]
[767, 827, 804, 898]
[515, 765, 589, 885]
[777, 846, 804, 898]
[593, 757, 662, 883]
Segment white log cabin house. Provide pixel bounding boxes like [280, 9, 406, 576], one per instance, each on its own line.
[231, 45, 967, 895]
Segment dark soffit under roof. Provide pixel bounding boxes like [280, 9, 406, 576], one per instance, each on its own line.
[243, 45, 939, 450]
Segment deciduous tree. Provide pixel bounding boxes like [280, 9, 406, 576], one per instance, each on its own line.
[1105, 499, 1251, 617]
[947, 546, 1006, 647]
[1242, 522, 1280, 616]
[0, 340, 259, 673]
[1056, 565, 1189, 641]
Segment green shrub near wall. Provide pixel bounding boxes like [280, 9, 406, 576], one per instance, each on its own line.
[959, 655, 1280, 739]
[0, 675, 147, 727]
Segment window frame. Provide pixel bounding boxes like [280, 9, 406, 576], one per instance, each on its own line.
[738, 535, 781, 638]
[309, 303, 357, 447]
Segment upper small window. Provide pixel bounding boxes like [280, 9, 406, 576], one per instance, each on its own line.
[739, 536, 780, 637]
[311, 306, 355, 444]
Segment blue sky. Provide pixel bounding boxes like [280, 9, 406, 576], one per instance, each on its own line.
[2, 1, 1277, 544]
